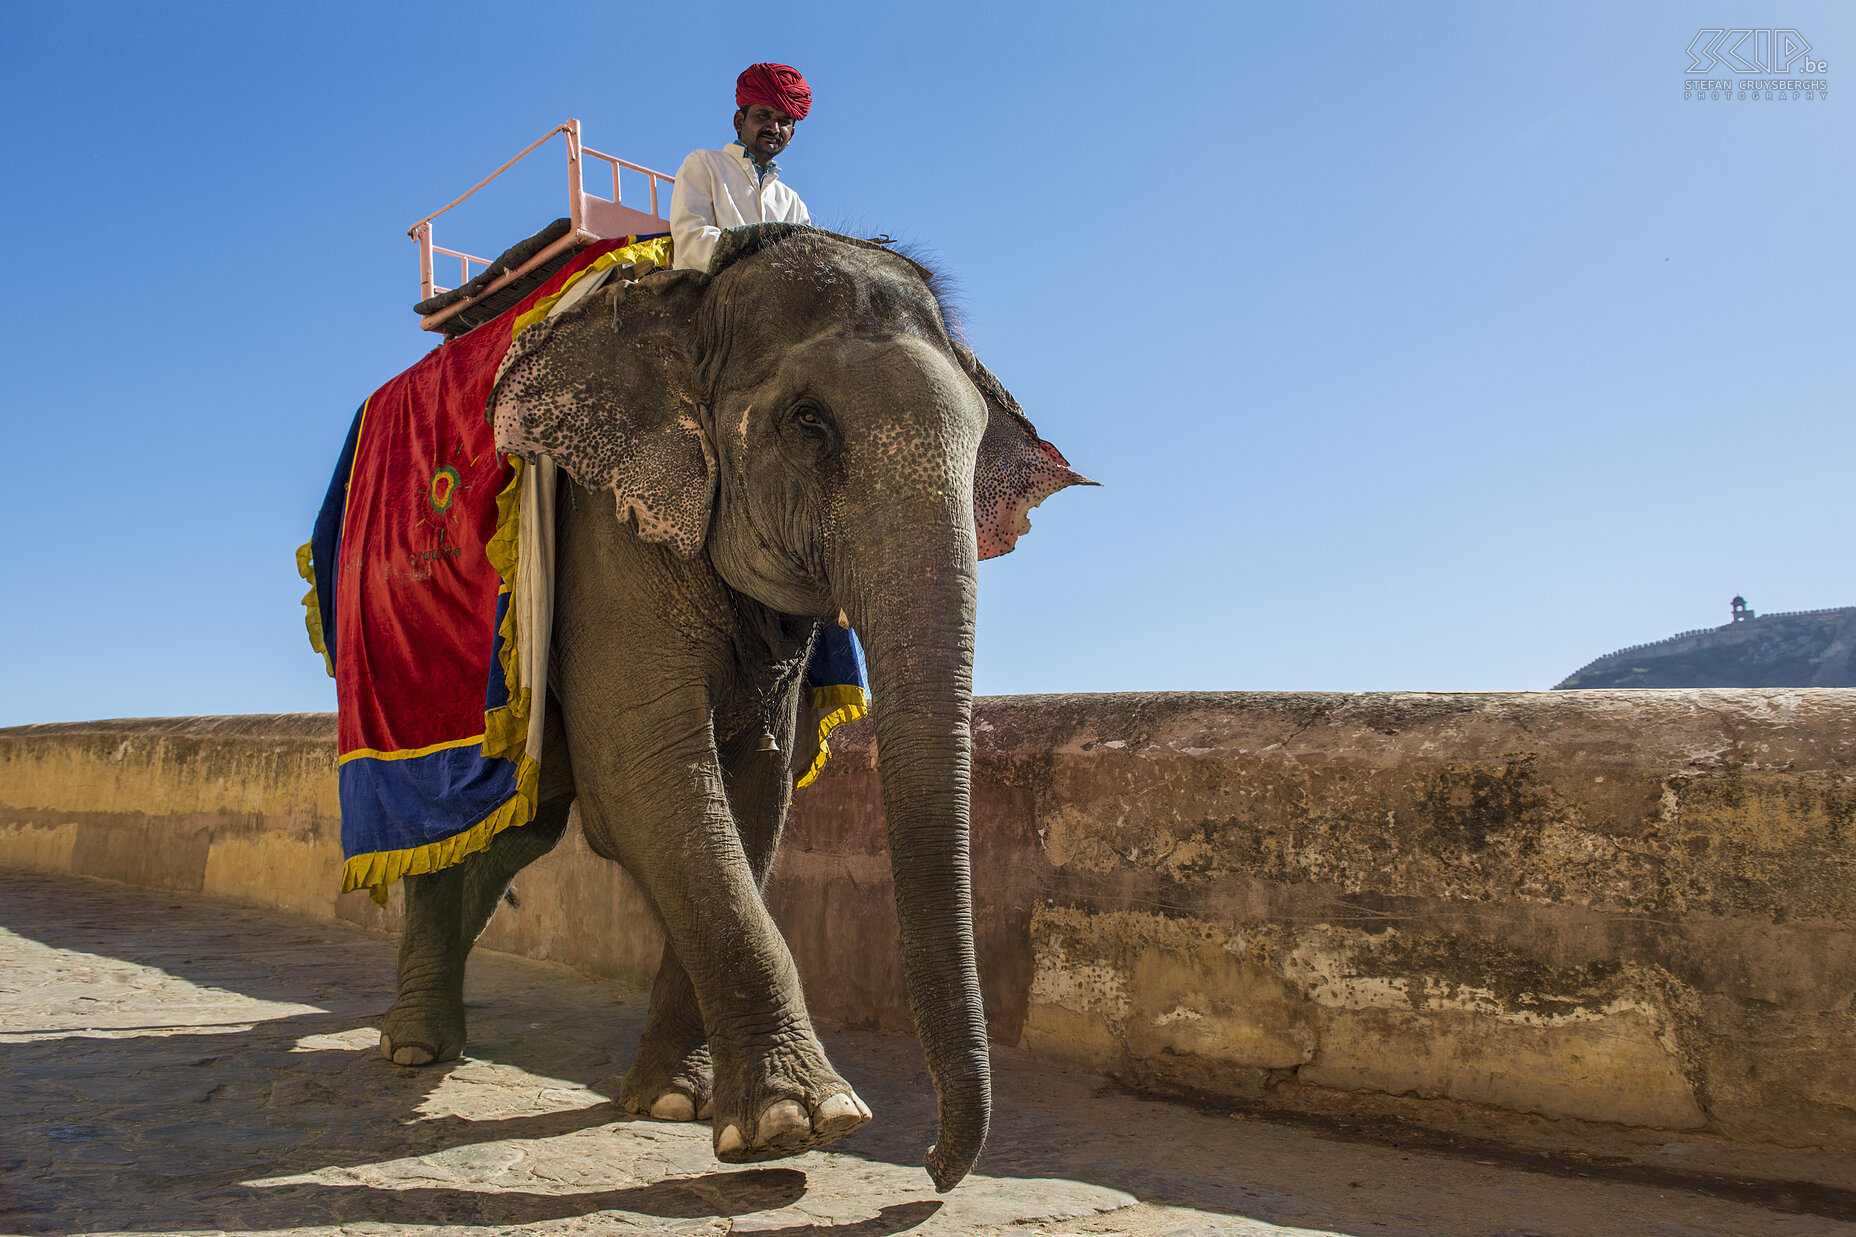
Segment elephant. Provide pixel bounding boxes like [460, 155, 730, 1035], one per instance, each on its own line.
[371, 223, 1090, 1192]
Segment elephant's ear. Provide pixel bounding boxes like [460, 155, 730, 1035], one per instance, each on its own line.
[489, 271, 715, 559]
[953, 343, 1096, 561]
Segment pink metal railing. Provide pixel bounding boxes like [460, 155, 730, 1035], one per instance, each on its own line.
[580, 145, 671, 222]
[407, 119, 675, 330]
[430, 244, 492, 295]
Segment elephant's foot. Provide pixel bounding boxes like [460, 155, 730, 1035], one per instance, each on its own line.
[619, 1041, 714, 1121]
[709, 1041, 872, 1163]
[378, 997, 465, 1067]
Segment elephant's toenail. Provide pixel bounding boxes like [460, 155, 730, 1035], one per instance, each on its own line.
[649, 1093, 695, 1121]
[851, 1091, 872, 1120]
[815, 1092, 866, 1134]
[717, 1124, 745, 1154]
[758, 1098, 810, 1142]
[698, 1099, 713, 1119]
[392, 1045, 435, 1066]
[378, 1033, 393, 1059]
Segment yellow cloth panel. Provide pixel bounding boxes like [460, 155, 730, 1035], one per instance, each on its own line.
[509, 235, 676, 339]
[795, 686, 869, 790]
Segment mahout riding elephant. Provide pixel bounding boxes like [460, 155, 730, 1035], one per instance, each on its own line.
[373, 223, 1089, 1191]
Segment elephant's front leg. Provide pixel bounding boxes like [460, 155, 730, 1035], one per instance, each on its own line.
[574, 688, 868, 1162]
[617, 683, 804, 1122]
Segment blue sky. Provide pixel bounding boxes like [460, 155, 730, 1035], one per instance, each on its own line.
[2, 1, 1849, 725]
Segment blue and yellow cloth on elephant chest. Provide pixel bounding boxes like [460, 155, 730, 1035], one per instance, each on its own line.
[297, 237, 867, 904]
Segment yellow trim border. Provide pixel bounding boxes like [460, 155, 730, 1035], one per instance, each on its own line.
[482, 455, 530, 762]
[342, 754, 540, 906]
[795, 685, 869, 790]
[297, 396, 371, 680]
[337, 733, 487, 767]
[296, 542, 333, 679]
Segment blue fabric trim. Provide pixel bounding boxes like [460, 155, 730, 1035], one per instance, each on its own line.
[485, 589, 512, 712]
[310, 403, 365, 668]
[339, 747, 518, 858]
[808, 625, 868, 693]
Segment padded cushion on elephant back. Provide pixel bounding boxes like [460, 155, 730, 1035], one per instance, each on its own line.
[416, 218, 590, 338]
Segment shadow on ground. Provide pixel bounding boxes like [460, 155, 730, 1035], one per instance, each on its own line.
[0, 871, 1193, 1235]
[4, 870, 1849, 1237]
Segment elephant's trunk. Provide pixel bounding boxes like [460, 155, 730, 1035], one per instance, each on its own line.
[839, 526, 989, 1192]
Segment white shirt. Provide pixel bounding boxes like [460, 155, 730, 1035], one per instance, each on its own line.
[669, 142, 811, 273]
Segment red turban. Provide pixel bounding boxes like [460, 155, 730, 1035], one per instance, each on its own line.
[735, 63, 812, 122]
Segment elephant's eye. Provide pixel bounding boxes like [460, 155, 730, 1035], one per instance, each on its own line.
[787, 403, 837, 457]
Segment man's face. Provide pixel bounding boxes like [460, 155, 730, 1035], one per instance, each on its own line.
[734, 104, 796, 164]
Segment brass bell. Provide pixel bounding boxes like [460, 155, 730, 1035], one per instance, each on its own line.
[758, 730, 781, 753]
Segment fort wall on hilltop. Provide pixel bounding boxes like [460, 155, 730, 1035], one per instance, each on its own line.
[1555, 606, 1856, 689]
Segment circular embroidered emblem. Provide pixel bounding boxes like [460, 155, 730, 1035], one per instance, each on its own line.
[428, 465, 461, 514]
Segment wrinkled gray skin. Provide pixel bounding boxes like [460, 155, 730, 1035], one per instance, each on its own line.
[373, 225, 1085, 1192]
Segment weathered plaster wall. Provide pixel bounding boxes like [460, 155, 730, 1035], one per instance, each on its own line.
[4, 690, 1853, 1153]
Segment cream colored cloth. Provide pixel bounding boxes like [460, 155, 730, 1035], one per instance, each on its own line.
[669, 142, 810, 273]
[517, 453, 556, 762]
[511, 262, 617, 762]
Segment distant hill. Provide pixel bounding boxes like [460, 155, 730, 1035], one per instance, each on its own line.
[1554, 604, 1856, 689]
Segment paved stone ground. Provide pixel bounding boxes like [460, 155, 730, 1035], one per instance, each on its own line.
[2, 871, 1852, 1237]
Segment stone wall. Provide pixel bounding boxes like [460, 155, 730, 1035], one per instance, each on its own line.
[4, 690, 1854, 1153]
